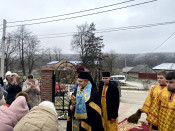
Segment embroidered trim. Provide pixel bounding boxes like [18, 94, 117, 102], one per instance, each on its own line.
[159, 89, 164, 102]
[146, 119, 158, 127]
[72, 119, 80, 131]
[149, 112, 158, 118]
[74, 113, 88, 119]
[81, 121, 91, 131]
[143, 104, 150, 108]
[75, 82, 92, 119]
[151, 85, 156, 97]
[141, 108, 148, 114]
[67, 116, 71, 121]
[102, 85, 108, 96]
[142, 104, 150, 114]
[89, 102, 102, 115]
[161, 105, 175, 111]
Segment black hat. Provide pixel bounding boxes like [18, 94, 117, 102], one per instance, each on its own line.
[78, 71, 97, 89]
[78, 71, 92, 81]
[102, 72, 110, 77]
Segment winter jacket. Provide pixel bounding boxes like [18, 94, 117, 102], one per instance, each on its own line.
[0, 77, 4, 87]
[22, 79, 40, 108]
[0, 96, 29, 131]
[6, 83, 22, 105]
[14, 105, 59, 131]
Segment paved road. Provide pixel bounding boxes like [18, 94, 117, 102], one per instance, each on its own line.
[58, 90, 150, 130]
[118, 90, 149, 122]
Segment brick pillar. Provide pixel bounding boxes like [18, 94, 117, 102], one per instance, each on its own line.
[41, 70, 54, 102]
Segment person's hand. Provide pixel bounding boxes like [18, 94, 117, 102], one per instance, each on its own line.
[11, 81, 15, 85]
[111, 118, 116, 124]
[70, 105, 73, 111]
[152, 130, 158, 131]
[31, 83, 35, 88]
[15, 82, 18, 85]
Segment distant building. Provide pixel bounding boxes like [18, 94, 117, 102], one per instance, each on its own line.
[128, 65, 156, 78]
[122, 67, 134, 75]
[153, 63, 175, 72]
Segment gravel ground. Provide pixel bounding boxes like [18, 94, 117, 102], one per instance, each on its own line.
[58, 120, 67, 130]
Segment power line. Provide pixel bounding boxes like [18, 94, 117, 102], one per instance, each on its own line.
[8, 0, 135, 24]
[38, 20, 175, 39]
[39, 34, 74, 39]
[95, 21, 175, 33]
[37, 32, 76, 37]
[151, 31, 175, 52]
[7, 0, 158, 28]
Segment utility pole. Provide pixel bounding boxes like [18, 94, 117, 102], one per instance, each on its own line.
[125, 57, 127, 67]
[1, 19, 7, 78]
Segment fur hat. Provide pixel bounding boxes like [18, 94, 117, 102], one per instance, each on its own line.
[16, 92, 29, 102]
[9, 74, 22, 84]
[5, 71, 12, 77]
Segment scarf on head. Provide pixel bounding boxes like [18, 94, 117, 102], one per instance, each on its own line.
[74, 82, 92, 119]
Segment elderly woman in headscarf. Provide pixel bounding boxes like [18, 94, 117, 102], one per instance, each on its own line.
[0, 96, 29, 131]
[14, 101, 58, 131]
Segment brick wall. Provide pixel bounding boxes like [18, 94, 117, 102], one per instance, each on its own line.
[41, 70, 54, 102]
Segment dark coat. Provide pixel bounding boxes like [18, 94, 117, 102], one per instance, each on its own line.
[67, 86, 104, 131]
[0, 77, 4, 87]
[6, 84, 22, 105]
[99, 80, 120, 120]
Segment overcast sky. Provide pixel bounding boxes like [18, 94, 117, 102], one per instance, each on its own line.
[0, 0, 175, 54]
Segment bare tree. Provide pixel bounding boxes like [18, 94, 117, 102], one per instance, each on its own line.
[25, 35, 41, 74]
[47, 47, 52, 62]
[9, 25, 42, 75]
[102, 50, 118, 75]
[4, 33, 18, 72]
[53, 47, 62, 61]
[13, 26, 31, 75]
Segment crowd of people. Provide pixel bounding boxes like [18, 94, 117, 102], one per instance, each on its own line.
[0, 71, 59, 131]
[1, 67, 175, 131]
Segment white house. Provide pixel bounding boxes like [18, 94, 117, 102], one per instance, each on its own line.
[153, 63, 175, 71]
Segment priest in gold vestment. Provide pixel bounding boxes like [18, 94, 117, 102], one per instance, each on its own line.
[99, 72, 120, 131]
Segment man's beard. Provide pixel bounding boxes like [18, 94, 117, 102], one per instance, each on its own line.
[168, 87, 175, 92]
[104, 81, 109, 85]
